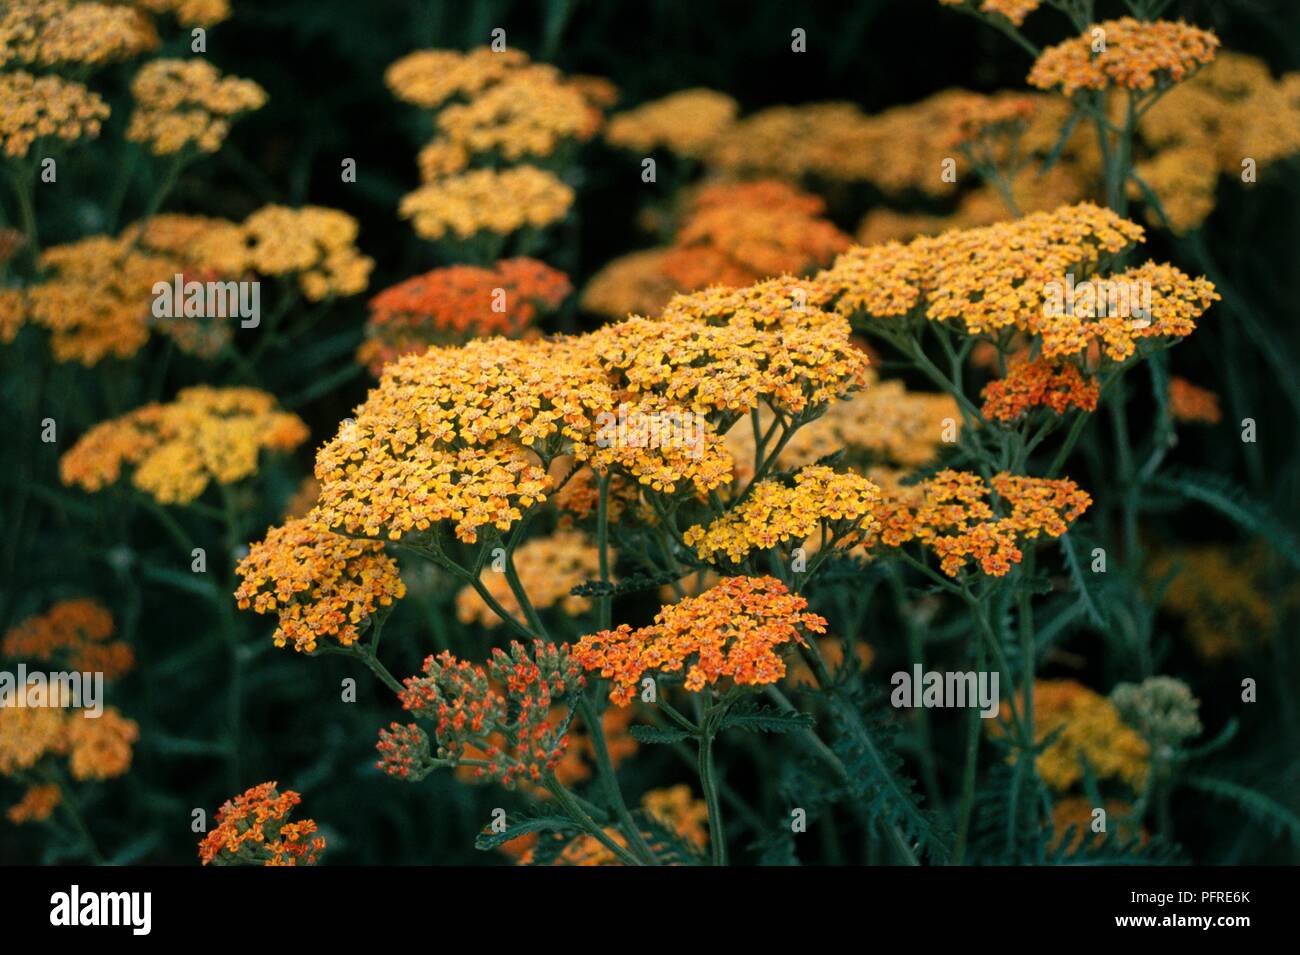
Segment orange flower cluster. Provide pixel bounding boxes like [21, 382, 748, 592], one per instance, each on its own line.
[659, 180, 852, 289]
[455, 529, 603, 628]
[234, 517, 407, 653]
[1050, 796, 1146, 852]
[939, 0, 1042, 28]
[873, 469, 1092, 576]
[684, 466, 880, 564]
[129, 0, 231, 27]
[819, 203, 1218, 363]
[980, 356, 1100, 422]
[60, 386, 309, 505]
[996, 680, 1149, 791]
[0, 72, 109, 158]
[605, 88, 739, 158]
[375, 722, 436, 780]
[580, 249, 680, 320]
[64, 709, 140, 780]
[358, 258, 571, 373]
[1168, 376, 1222, 424]
[1028, 19, 1220, 97]
[573, 576, 826, 705]
[2, 599, 133, 680]
[7, 783, 62, 824]
[198, 782, 325, 866]
[194, 205, 373, 301]
[396, 641, 586, 787]
[0, 0, 159, 69]
[127, 57, 267, 154]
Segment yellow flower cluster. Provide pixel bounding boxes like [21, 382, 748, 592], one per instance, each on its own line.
[60, 386, 309, 505]
[20, 235, 180, 364]
[194, 205, 373, 300]
[820, 203, 1218, 363]
[0, 691, 139, 783]
[1028, 18, 1219, 97]
[455, 529, 603, 628]
[684, 466, 880, 564]
[0, 72, 110, 158]
[313, 275, 866, 543]
[399, 166, 574, 241]
[605, 88, 739, 158]
[235, 517, 407, 653]
[2, 599, 133, 680]
[997, 680, 1149, 792]
[0, 0, 158, 69]
[127, 57, 267, 155]
[385, 48, 533, 109]
[871, 469, 1091, 577]
[129, 0, 231, 27]
[1134, 52, 1300, 232]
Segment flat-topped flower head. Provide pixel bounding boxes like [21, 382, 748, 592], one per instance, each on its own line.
[130, 0, 232, 27]
[0, 0, 158, 69]
[192, 204, 373, 301]
[994, 680, 1149, 792]
[981, 355, 1100, 422]
[1028, 18, 1219, 97]
[397, 641, 586, 787]
[235, 517, 407, 653]
[64, 708, 139, 780]
[385, 47, 533, 109]
[60, 387, 309, 505]
[660, 180, 851, 289]
[684, 466, 880, 564]
[2, 599, 133, 680]
[605, 88, 739, 158]
[127, 58, 266, 155]
[872, 469, 1091, 577]
[198, 782, 325, 866]
[358, 258, 571, 373]
[0, 73, 110, 158]
[399, 166, 574, 241]
[573, 576, 827, 706]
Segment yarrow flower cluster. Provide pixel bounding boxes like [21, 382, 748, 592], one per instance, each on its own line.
[234, 518, 407, 653]
[0, 688, 139, 792]
[996, 680, 1150, 792]
[198, 782, 325, 866]
[817, 203, 1218, 363]
[2, 599, 133, 680]
[573, 576, 826, 705]
[127, 57, 267, 155]
[358, 257, 571, 373]
[1027, 18, 1220, 97]
[60, 386, 309, 505]
[871, 469, 1092, 576]
[0, 73, 109, 158]
[0, 0, 159, 69]
[684, 466, 881, 564]
[394, 641, 586, 787]
[980, 355, 1100, 422]
[399, 165, 575, 241]
[605, 88, 739, 158]
[1167, 375, 1222, 424]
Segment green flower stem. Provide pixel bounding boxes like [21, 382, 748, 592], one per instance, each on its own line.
[697, 725, 727, 866]
[951, 637, 987, 866]
[578, 695, 659, 865]
[544, 775, 644, 866]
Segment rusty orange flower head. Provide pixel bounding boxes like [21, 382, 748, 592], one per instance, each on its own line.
[573, 575, 827, 706]
[198, 781, 325, 866]
[396, 641, 586, 787]
[980, 355, 1100, 423]
[2, 598, 133, 680]
[358, 258, 571, 373]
